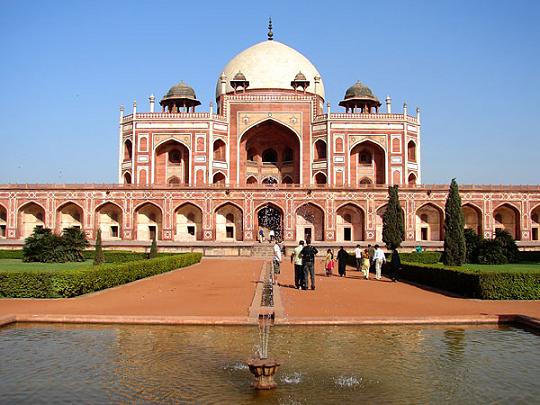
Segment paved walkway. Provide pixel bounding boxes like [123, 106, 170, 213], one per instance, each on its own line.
[1, 258, 539, 325]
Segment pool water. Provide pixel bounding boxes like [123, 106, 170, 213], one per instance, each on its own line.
[0, 324, 538, 404]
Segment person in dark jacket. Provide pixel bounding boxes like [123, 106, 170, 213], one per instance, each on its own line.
[337, 246, 349, 277]
[390, 248, 401, 282]
[300, 241, 319, 290]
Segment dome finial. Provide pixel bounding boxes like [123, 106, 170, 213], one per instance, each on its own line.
[267, 17, 273, 41]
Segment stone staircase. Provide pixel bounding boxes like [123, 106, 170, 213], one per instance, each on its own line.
[251, 243, 274, 257]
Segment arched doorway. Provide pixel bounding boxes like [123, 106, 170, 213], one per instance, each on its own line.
[155, 140, 190, 185]
[174, 203, 203, 241]
[531, 205, 540, 241]
[408, 173, 417, 185]
[314, 172, 327, 185]
[215, 203, 243, 241]
[134, 203, 162, 241]
[336, 204, 364, 242]
[213, 172, 226, 184]
[56, 202, 83, 233]
[416, 203, 444, 241]
[213, 139, 226, 161]
[0, 204, 7, 238]
[124, 139, 133, 161]
[18, 202, 45, 238]
[123, 172, 132, 184]
[462, 204, 482, 236]
[493, 204, 520, 239]
[408, 141, 416, 162]
[296, 203, 324, 242]
[257, 204, 283, 241]
[95, 202, 122, 240]
[240, 120, 300, 184]
[350, 141, 386, 185]
[314, 140, 327, 160]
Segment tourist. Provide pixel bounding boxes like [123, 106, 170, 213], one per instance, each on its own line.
[415, 245, 423, 253]
[324, 249, 334, 277]
[372, 244, 386, 280]
[390, 248, 401, 282]
[354, 244, 362, 272]
[361, 248, 370, 279]
[300, 240, 318, 290]
[368, 244, 375, 274]
[272, 240, 282, 285]
[269, 228, 275, 243]
[258, 228, 264, 243]
[337, 246, 348, 277]
[291, 240, 305, 289]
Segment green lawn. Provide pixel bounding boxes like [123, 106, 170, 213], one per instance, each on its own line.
[0, 259, 93, 273]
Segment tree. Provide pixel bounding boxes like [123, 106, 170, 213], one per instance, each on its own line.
[382, 185, 404, 249]
[149, 234, 158, 259]
[443, 179, 466, 266]
[464, 228, 481, 263]
[94, 228, 105, 265]
[62, 227, 89, 262]
[22, 226, 88, 263]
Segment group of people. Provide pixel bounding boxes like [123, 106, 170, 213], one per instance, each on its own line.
[272, 241, 401, 290]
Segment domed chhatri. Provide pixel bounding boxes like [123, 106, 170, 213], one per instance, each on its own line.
[230, 71, 250, 93]
[216, 40, 325, 99]
[339, 81, 381, 113]
[160, 81, 201, 113]
[291, 71, 310, 92]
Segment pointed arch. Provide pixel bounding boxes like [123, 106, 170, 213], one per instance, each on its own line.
[215, 202, 243, 241]
[408, 140, 417, 162]
[314, 172, 327, 185]
[256, 202, 284, 241]
[153, 139, 191, 185]
[531, 204, 540, 241]
[350, 140, 387, 185]
[408, 173, 417, 185]
[95, 202, 123, 240]
[0, 203, 7, 239]
[314, 139, 327, 160]
[282, 175, 293, 184]
[416, 203, 444, 241]
[375, 203, 406, 242]
[213, 139, 226, 161]
[56, 201, 84, 233]
[213, 172, 226, 185]
[246, 176, 258, 184]
[124, 139, 133, 161]
[134, 202, 163, 241]
[336, 203, 365, 242]
[493, 203, 520, 240]
[174, 202, 203, 241]
[17, 202, 46, 238]
[295, 202, 325, 242]
[462, 203, 482, 236]
[123, 172, 132, 184]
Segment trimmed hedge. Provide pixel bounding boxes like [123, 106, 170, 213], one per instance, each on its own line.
[0, 249, 175, 263]
[396, 262, 540, 300]
[346, 251, 442, 266]
[519, 251, 540, 262]
[0, 250, 24, 259]
[0, 253, 202, 298]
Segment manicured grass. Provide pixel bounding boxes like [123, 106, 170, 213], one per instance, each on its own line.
[0, 259, 93, 273]
[403, 261, 540, 274]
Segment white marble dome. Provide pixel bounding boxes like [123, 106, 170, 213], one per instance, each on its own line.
[216, 40, 325, 99]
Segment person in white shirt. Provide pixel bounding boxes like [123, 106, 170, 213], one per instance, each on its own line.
[290, 240, 305, 289]
[273, 241, 282, 285]
[354, 244, 362, 272]
[269, 229, 275, 243]
[372, 244, 386, 280]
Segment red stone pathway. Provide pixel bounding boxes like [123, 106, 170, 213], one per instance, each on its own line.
[0, 258, 539, 325]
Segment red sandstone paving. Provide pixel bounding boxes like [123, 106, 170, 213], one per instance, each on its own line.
[277, 261, 540, 320]
[0, 259, 539, 322]
[0, 259, 262, 318]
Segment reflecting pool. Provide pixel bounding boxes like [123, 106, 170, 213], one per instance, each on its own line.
[0, 324, 538, 404]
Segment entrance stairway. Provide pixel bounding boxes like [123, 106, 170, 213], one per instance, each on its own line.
[251, 243, 274, 257]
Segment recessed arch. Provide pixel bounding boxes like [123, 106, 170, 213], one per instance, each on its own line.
[215, 202, 243, 241]
[134, 202, 163, 241]
[17, 202, 46, 238]
[493, 203, 520, 240]
[95, 202, 123, 240]
[350, 140, 386, 185]
[174, 202, 203, 241]
[408, 140, 417, 162]
[213, 139, 226, 161]
[0, 203, 7, 239]
[416, 203, 444, 241]
[213, 172, 226, 184]
[256, 203, 284, 241]
[246, 176, 258, 184]
[154, 139, 190, 185]
[375, 203, 406, 243]
[462, 203, 482, 236]
[531, 204, 540, 241]
[56, 202, 83, 233]
[336, 203, 365, 242]
[314, 172, 327, 185]
[408, 173, 417, 185]
[314, 139, 327, 160]
[124, 139, 133, 161]
[123, 172, 132, 184]
[296, 202, 325, 242]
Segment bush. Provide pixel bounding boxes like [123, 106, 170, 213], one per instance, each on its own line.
[149, 236, 158, 259]
[494, 229, 519, 263]
[22, 227, 89, 263]
[519, 251, 540, 262]
[477, 239, 507, 264]
[400, 251, 442, 264]
[397, 262, 540, 300]
[0, 250, 24, 259]
[0, 253, 202, 298]
[94, 229, 104, 265]
[464, 229, 481, 263]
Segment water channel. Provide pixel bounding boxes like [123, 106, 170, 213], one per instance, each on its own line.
[0, 323, 538, 404]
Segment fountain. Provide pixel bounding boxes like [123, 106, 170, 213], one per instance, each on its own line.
[247, 262, 280, 390]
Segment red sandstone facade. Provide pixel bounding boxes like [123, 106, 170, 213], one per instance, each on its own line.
[1, 36, 539, 248]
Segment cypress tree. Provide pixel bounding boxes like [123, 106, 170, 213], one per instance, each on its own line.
[149, 234, 158, 259]
[94, 228, 105, 265]
[382, 185, 404, 249]
[443, 178, 466, 265]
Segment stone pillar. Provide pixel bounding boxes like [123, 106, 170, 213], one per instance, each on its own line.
[149, 94, 155, 113]
[118, 105, 125, 183]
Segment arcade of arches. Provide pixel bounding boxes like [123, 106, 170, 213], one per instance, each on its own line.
[241, 120, 300, 184]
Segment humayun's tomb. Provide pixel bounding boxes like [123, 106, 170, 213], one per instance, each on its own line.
[1, 26, 539, 253]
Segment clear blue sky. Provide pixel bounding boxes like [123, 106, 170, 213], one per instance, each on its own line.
[1, 0, 539, 185]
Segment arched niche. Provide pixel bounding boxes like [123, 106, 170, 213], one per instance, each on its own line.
[155, 140, 190, 185]
[215, 203, 243, 241]
[336, 204, 364, 242]
[213, 139, 226, 162]
[493, 204, 520, 240]
[134, 203, 162, 241]
[416, 203, 444, 241]
[56, 202, 83, 233]
[350, 140, 386, 185]
[123, 172, 132, 184]
[408, 140, 417, 162]
[408, 173, 417, 185]
[531, 205, 540, 241]
[462, 204, 482, 236]
[314, 139, 327, 160]
[174, 203, 203, 241]
[18, 202, 45, 238]
[296, 203, 324, 242]
[213, 172, 226, 185]
[375, 204, 406, 242]
[256, 203, 284, 241]
[246, 176, 258, 185]
[124, 139, 133, 161]
[0, 204, 7, 238]
[314, 172, 327, 185]
[95, 202, 122, 240]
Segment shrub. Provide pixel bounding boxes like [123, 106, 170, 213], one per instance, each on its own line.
[477, 239, 507, 264]
[0, 253, 202, 298]
[464, 229, 481, 263]
[94, 229, 104, 265]
[62, 227, 89, 262]
[0, 250, 24, 259]
[149, 235, 158, 259]
[23, 228, 67, 263]
[494, 229, 519, 263]
[400, 251, 442, 264]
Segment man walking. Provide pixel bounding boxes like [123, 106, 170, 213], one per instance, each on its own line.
[291, 240, 305, 289]
[390, 248, 401, 282]
[368, 244, 375, 275]
[337, 246, 348, 277]
[272, 240, 282, 285]
[372, 244, 386, 280]
[300, 240, 318, 290]
[354, 244, 362, 272]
